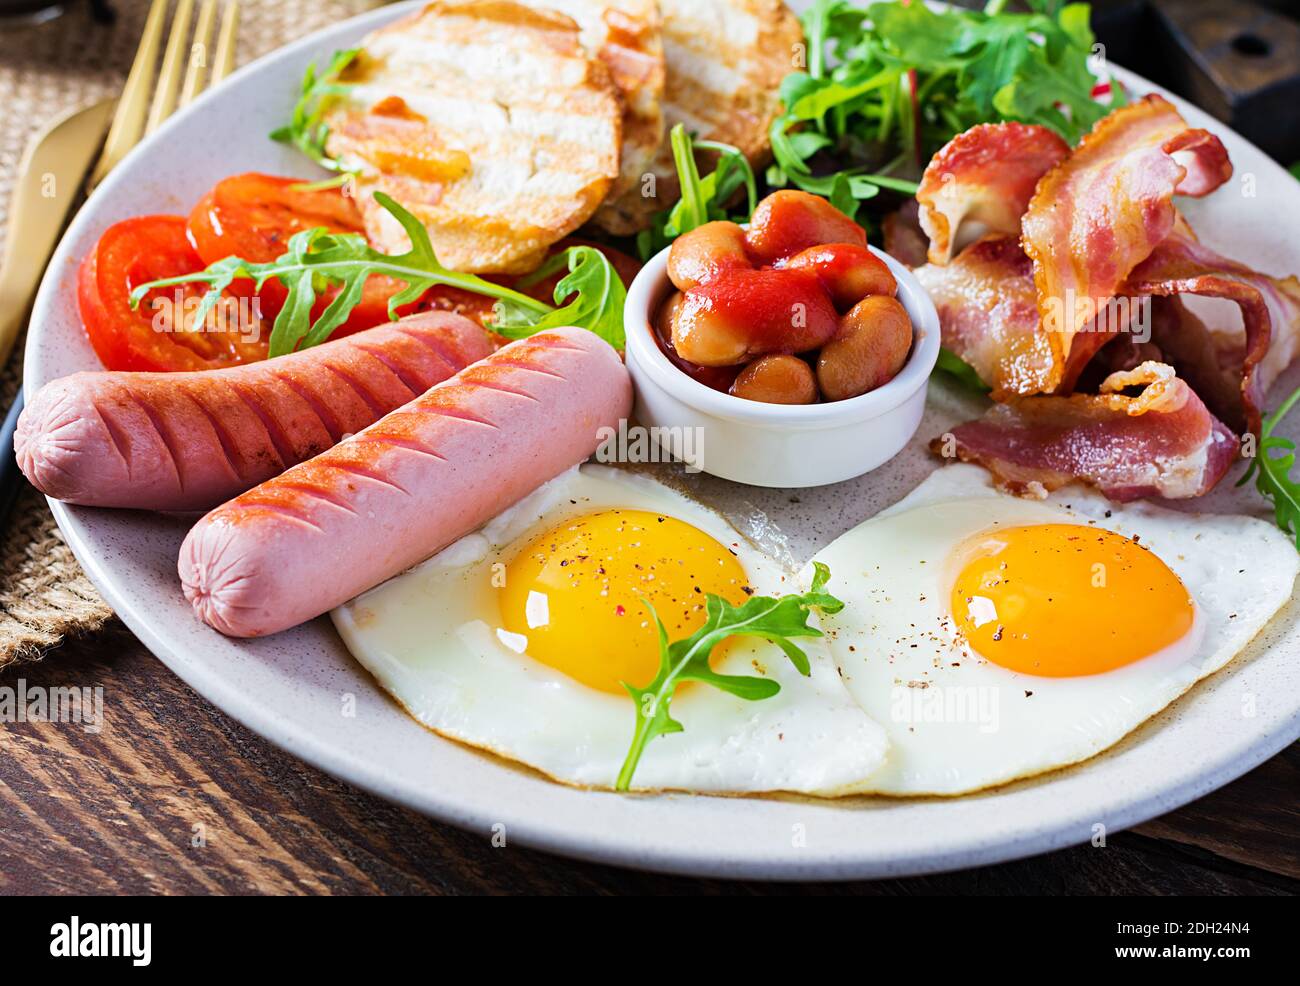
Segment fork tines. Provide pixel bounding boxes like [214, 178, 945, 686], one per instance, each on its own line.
[89, 0, 241, 189]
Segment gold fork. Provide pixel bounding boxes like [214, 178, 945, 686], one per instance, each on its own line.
[88, 0, 241, 189]
[0, 0, 242, 518]
[0, 0, 242, 368]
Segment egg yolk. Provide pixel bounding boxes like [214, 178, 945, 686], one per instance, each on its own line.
[499, 510, 752, 693]
[949, 523, 1194, 677]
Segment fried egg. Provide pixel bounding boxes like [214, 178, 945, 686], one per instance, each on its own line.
[333, 465, 887, 795]
[810, 464, 1299, 796]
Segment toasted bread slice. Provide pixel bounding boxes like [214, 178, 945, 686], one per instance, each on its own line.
[324, 1, 622, 273]
[599, 0, 802, 233]
[517, 0, 666, 235]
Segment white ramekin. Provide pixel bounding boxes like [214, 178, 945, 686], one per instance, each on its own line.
[623, 243, 940, 488]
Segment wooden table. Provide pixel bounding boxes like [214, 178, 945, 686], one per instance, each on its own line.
[0, 621, 1295, 895]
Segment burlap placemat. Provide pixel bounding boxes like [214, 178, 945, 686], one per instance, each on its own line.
[0, 0, 387, 665]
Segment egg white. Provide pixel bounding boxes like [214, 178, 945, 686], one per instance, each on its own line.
[809, 463, 1300, 796]
[332, 464, 888, 795]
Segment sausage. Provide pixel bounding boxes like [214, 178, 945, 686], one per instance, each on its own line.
[179, 327, 632, 637]
[16, 312, 492, 511]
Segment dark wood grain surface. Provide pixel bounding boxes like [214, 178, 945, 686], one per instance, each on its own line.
[0, 620, 1294, 895]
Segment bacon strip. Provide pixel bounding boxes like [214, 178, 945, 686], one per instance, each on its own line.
[1021, 95, 1232, 393]
[916, 123, 1069, 265]
[1142, 297, 1247, 432]
[932, 362, 1239, 501]
[915, 236, 1049, 397]
[1127, 218, 1300, 436]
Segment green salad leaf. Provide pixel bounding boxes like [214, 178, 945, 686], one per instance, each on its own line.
[615, 562, 845, 791]
[494, 245, 627, 350]
[269, 48, 359, 173]
[934, 347, 991, 394]
[767, 0, 1110, 218]
[1238, 384, 1300, 551]
[636, 124, 757, 260]
[129, 193, 627, 357]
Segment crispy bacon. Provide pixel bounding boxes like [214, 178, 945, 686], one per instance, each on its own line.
[1141, 297, 1251, 434]
[1128, 218, 1300, 436]
[915, 236, 1050, 396]
[903, 98, 1300, 503]
[915, 123, 1069, 265]
[932, 362, 1239, 501]
[1079, 332, 1164, 383]
[1021, 95, 1232, 393]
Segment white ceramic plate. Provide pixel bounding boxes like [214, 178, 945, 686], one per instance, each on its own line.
[25, 1, 1300, 879]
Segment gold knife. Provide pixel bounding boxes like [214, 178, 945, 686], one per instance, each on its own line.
[0, 98, 116, 369]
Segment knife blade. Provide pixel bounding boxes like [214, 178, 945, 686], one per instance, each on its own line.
[0, 97, 115, 530]
[0, 97, 116, 367]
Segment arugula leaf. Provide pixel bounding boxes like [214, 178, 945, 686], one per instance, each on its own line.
[767, 0, 1106, 214]
[961, 21, 1031, 116]
[270, 48, 359, 172]
[934, 347, 991, 394]
[1238, 384, 1300, 551]
[494, 245, 627, 350]
[129, 193, 627, 356]
[869, 0, 969, 68]
[802, 0, 863, 80]
[636, 125, 757, 260]
[615, 561, 845, 791]
[788, 67, 895, 123]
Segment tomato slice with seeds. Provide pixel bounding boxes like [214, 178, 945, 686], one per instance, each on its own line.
[186, 172, 409, 335]
[80, 179, 648, 372]
[78, 215, 269, 372]
[186, 173, 365, 264]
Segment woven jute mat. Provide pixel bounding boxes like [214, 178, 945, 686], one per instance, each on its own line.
[0, 0, 386, 665]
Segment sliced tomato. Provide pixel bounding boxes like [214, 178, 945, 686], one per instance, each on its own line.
[187, 172, 415, 337]
[417, 285, 503, 326]
[178, 175, 647, 351]
[78, 215, 269, 371]
[187, 172, 366, 265]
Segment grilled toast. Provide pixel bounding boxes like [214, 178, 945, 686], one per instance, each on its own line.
[598, 0, 802, 233]
[325, 1, 623, 273]
[518, 0, 667, 236]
